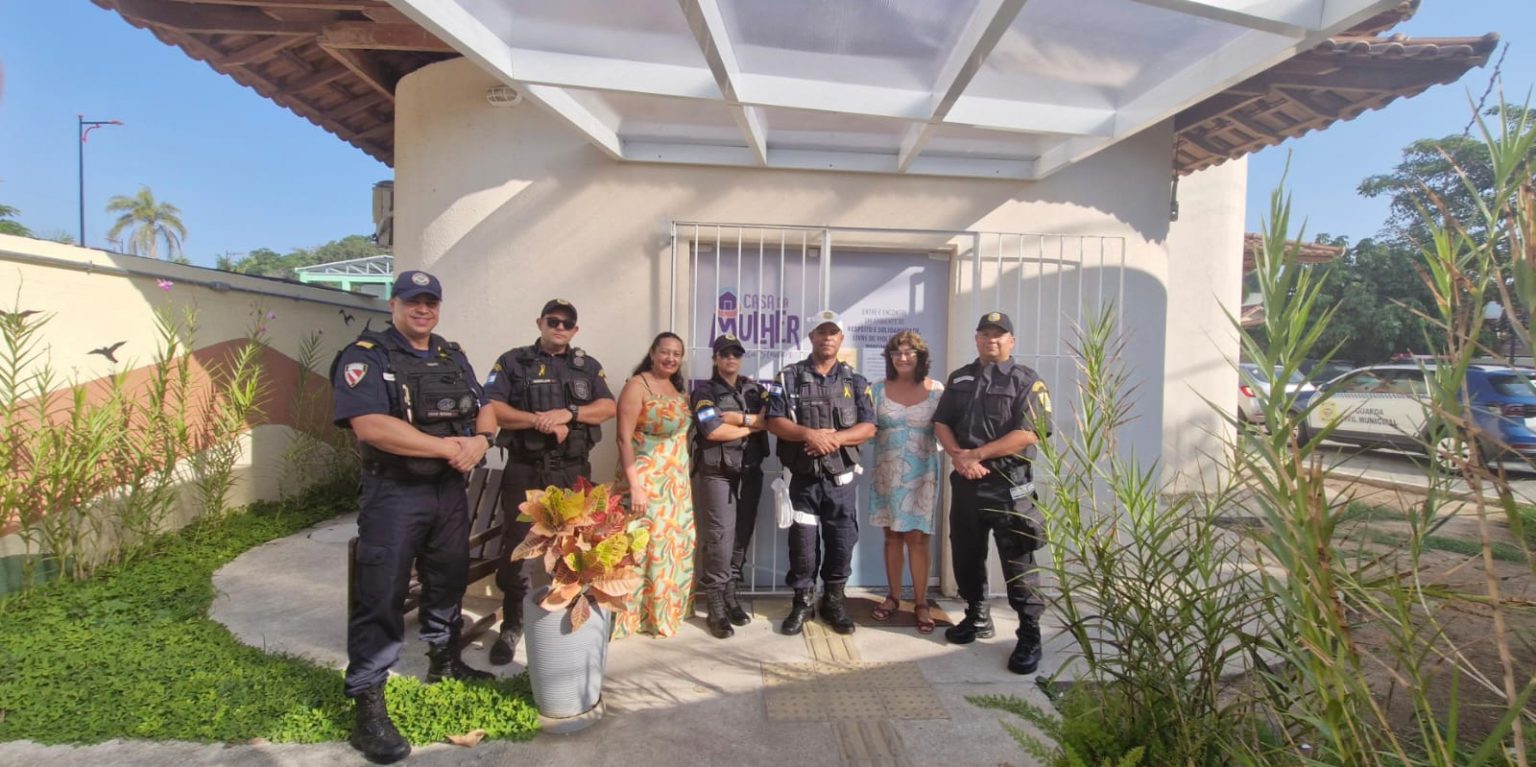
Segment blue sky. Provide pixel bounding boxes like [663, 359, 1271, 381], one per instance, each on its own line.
[0, 2, 1530, 267]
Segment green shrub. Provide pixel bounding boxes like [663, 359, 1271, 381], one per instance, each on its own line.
[0, 478, 538, 745]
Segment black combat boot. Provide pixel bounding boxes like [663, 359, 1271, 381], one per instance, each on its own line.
[722, 579, 751, 626]
[819, 583, 856, 635]
[781, 588, 816, 635]
[489, 604, 523, 666]
[349, 683, 411, 764]
[705, 590, 735, 639]
[944, 601, 994, 644]
[1007, 616, 1043, 675]
[426, 639, 494, 683]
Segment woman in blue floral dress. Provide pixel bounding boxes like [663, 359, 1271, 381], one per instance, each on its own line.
[869, 330, 943, 633]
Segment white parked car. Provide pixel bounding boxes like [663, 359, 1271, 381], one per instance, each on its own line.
[1300, 363, 1536, 464]
[1237, 363, 1317, 428]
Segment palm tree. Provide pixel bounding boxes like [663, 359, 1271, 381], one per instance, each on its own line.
[105, 186, 186, 260]
[0, 203, 31, 237]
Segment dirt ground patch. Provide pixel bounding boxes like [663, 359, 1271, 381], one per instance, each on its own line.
[1326, 480, 1536, 746]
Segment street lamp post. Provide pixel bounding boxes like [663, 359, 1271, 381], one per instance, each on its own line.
[78, 115, 123, 246]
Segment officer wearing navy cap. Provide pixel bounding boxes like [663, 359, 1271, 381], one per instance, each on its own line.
[483, 298, 615, 665]
[690, 333, 770, 638]
[932, 311, 1052, 675]
[766, 310, 876, 636]
[330, 269, 495, 764]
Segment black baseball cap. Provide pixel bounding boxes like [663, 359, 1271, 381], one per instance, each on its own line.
[540, 298, 577, 321]
[393, 270, 443, 300]
[976, 311, 1013, 334]
[712, 334, 746, 355]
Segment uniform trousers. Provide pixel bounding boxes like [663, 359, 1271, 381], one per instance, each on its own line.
[785, 473, 858, 590]
[345, 469, 468, 697]
[948, 472, 1046, 621]
[495, 456, 590, 618]
[694, 469, 763, 592]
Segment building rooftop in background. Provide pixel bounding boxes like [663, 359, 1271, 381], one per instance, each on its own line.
[293, 254, 393, 297]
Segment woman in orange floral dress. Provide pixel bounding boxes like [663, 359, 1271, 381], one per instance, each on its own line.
[612, 332, 696, 637]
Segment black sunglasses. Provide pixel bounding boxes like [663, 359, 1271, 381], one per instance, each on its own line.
[717, 349, 744, 359]
[542, 316, 576, 330]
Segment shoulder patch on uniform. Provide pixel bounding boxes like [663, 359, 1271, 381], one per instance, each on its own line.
[343, 362, 368, 388]
[698, 406, 721, 423]
[353, 340, 376, 350]
[951, 374, 975, 384]
[694, 399, 715, 412]
[492, 362, 503, 372]
[597, 369, 606, 379]
[1031, 380, 1048, 393]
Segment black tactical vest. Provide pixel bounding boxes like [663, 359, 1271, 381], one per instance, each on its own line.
[947, 361, 1034, 484]
[776, 361, 861, 477]
[695, 376, 768, 476]
[335, 329, 479, 478]
[497, 343, 602, 461]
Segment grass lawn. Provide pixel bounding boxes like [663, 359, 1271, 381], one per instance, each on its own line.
[0, 478, 538, 746]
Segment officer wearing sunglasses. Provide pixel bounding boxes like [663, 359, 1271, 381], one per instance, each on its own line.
[689, 333, 771, 638]
[482, 298, 616, 665]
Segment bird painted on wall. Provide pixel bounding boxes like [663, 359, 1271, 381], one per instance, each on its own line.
[89, 341, 127, 363]
[338, 309, 355, 325]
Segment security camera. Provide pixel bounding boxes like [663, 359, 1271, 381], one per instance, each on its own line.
[485, 85, 523, 107]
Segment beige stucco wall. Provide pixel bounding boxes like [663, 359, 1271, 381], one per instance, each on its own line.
[0, 236, 390, 577]
[394, 58, 1243, 487]
[1163, 161, 1248, 490]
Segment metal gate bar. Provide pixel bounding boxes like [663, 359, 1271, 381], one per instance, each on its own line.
[669, 221, 1126, 595]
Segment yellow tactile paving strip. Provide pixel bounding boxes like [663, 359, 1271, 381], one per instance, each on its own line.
[754, 597, 942, 765]
[802, 618, 861, 661]
[833, 720, 916, 767]
[761, 661, 948, 722]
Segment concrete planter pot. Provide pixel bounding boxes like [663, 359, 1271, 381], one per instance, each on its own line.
[523, 587, 610, 732]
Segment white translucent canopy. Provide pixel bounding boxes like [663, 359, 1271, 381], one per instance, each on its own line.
[390, 0, 1402, 179]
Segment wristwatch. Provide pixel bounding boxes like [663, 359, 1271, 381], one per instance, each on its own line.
[743, 413, 754, 427]
[567, 403, 581, 421]
[476, 431, 496, 448]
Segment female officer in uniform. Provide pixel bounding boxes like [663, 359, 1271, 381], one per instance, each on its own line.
[690, 333, 770, 638]
[331, 270, 496, 764]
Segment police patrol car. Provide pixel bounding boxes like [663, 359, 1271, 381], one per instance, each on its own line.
[1300, 363, 1536, 465]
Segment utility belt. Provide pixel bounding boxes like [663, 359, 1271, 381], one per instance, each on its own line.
[362, 457, 456, 483]
[788, 464, 860, 485]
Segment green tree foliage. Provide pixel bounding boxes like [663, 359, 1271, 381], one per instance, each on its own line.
[105, 186, 187, 260]
[1358, 104, 1536, 247]
[0, 203, 32, 237]
[1309, 235, 1439, 362]
[219, 234, 383, 279]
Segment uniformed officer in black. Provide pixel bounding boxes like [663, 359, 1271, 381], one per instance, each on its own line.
[766, 310, 876, 635]
[331, 270, 496, 764]
[484, 298, 615, 665]
[933, 311, 1052, 675]
[690, 333, 770, 638]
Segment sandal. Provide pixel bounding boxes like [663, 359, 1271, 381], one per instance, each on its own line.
[915, 604, 936, 635]
[872, 595, 900, 622]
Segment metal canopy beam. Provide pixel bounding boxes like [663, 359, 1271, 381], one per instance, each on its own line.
[897, 0, 1027, 171]
[625, 142, 1034, 180]
[1029, 0, 1402, 179]
[1124, 0, 1324, 38]
[677, 0, 767, 165]
[384, 0, 622, 159]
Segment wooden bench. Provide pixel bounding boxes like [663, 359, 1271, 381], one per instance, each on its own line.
[347, 466, 508, 642]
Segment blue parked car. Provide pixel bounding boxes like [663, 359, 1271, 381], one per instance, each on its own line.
[1300, 363, 1536, 464]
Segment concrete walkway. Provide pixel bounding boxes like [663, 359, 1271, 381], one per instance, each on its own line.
[1, 513, 1058, 766]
